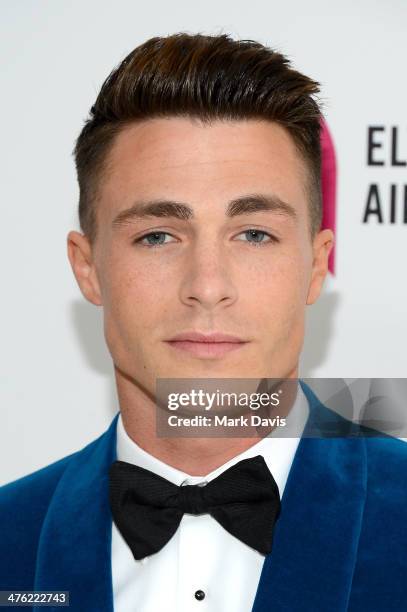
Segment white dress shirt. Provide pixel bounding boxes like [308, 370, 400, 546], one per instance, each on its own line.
[111, 384, 310, 612]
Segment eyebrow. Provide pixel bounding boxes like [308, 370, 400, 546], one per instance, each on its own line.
[111, 193, 297, 229]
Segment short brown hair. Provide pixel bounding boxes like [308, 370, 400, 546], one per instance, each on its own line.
[73, 32, 323, 243]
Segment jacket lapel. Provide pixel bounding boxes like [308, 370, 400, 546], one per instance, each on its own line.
[251, 382, 367, 612]
[33, 413, 119, 612]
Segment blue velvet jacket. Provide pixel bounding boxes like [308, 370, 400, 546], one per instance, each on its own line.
[1, 383, 407, 611]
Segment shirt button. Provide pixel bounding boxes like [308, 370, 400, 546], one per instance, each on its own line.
[194, 589, 205, 601]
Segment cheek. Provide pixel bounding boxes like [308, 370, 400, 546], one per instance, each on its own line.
[99, 258, 164, 352]
[101, 248, 171, 311]
[250, 252, 309, 336]
[256, 247, 309, 301]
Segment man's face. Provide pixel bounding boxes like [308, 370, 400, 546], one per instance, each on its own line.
[68, 118, 332, 394]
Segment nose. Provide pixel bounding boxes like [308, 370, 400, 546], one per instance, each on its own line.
[178, 240, 238, 311]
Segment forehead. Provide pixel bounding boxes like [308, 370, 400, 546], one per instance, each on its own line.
[98, 117, 309, 221]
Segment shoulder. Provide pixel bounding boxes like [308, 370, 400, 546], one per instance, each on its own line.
[364, 433, 407, 459]
[0, 414, 118, 590]
[0, 450, 83, 518]
[348, 436, 407, 608]
[0, 451, 79, 589]
[357, 435, 407, 553]
[0, 451, 76, 514]
[363, 435, 407, 494]
[0, 414, 119, 512]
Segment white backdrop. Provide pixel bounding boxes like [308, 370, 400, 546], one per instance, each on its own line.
[1, 0, 406, 485]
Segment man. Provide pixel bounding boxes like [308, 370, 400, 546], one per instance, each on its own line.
[1, 32, 406, 612]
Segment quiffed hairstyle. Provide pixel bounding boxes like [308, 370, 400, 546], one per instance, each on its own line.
[73, 32, 323, 243]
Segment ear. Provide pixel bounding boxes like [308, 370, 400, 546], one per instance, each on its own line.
[67, 231, 102, 306]
[306, 229, 334, 305]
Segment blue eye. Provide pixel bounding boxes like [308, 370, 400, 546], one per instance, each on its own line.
[236, 229, 276, 246]
[136, 232, 173, 247]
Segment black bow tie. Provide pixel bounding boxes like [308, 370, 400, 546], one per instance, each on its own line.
[109, 455, 281, 560]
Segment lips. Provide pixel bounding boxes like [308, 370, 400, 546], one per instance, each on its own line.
[167, 331, 245, 343]
[165, 331, 248, 358]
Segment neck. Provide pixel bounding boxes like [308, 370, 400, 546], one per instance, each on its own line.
[115, 365, 299, 476]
